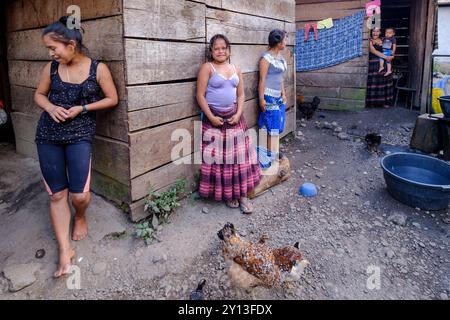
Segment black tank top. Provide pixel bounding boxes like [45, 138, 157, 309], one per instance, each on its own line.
[35, 59, 102, 144]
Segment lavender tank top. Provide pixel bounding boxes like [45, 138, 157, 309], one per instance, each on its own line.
[205, 63, 239, 112]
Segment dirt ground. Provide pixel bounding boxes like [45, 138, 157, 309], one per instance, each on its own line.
[0, 107, 449, 300]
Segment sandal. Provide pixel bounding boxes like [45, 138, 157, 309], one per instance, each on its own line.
[225, 199, 240, 209]
[239, 197, 253, 214]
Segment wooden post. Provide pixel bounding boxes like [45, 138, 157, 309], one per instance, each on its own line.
[420, 0, 438, 113]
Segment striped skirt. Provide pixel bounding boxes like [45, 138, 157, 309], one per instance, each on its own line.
[366, 55, 394, 107]
[199, 106, 261, 201]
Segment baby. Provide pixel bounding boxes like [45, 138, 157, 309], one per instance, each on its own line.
[379, 28, 396, 77]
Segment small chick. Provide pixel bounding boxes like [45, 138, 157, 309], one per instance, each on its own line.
[365, 133, 382, 152]
[189, 279, 206, 300]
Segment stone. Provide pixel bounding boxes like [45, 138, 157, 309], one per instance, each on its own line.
[323, 122, 333, 129]
[93, 262, 107, 275]
[337, 133, 350, 140]
[202, 207, 209, 214]
[412, 222, 421, 228]
[388, 213, 408, 226]
[2, 263, 41, 292]
[385, 249, 395, 259]
[440, 293, 448, 300]
[0, 276, 8, 294]
[334, 127, 343, 133]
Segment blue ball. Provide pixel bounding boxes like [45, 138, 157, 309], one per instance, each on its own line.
[299, 183, 318, 197]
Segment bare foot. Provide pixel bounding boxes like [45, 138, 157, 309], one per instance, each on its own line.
[383, 104, 391, 109]
[72, 214, 88, 241]
[239, 197, 254, 214]
[384, 71, 392, 77]
[54, 247, 75, 278]
[379, 67, 384, 73]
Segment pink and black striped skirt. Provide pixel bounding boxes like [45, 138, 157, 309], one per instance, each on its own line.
[199, 105, 261, 201]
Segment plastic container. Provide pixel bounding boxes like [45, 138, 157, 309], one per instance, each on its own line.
[438, 95, 450, 118]
[381, 152, 450, 210]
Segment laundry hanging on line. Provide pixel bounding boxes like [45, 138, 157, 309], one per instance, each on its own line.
[295, 10, 365, 72]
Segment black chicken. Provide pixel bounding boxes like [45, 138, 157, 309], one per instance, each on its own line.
[297, 96, 321, 120]
[365, 133, 382, 152]
[189, 279, 206, 300]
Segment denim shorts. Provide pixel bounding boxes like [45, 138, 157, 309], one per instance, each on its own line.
[381, 49, 392, 65]
[258, 95, 286, 136]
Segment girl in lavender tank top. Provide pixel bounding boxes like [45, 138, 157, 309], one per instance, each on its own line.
[196, 34, 261, 214]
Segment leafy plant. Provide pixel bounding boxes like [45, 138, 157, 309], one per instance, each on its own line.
[144, 179, 187, 222]
[134, 179, 187, 245]
[134, 221, 155, 246]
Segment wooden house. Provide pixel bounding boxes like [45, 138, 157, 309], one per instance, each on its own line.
[2, 0, 297, 221]
[295, 0, 437, 112]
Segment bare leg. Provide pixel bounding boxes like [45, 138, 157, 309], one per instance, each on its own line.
[49, 189, 75, 278]
[71, 192, 90, 241]
[379, 59, 385, 73]
[267, 133, 280, 157]
[384, 63, 392, 77]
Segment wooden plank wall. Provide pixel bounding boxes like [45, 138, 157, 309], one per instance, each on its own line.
[124, 0, 296, 221]
[6, 0, 130, 204]
[296, 0, 370, 110]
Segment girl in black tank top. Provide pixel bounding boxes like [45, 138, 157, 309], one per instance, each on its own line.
[34, 16, 118, 278]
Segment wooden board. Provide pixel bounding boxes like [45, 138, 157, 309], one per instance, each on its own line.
[7, 16, 123, 61]
[92, 136, 130, 186]
[126, 72, 260, 131]
[125, 39, 206, 84]
[123, 0, 205, 42]
[231, 45, 294, 73]
[10, 85, 42, 116]
[91, 170, 131, 204]
[206, 8, 285, 45]
[297, 72, 368, 88]
[130, 151, 201, 201]
[8, 60, 126, 100]
[7, 0, 122, 32]
[129, 116, 199, 178]
[96, 101, 128, 142]
[221, 0, 295, 23]
[10, 112, 39, 143]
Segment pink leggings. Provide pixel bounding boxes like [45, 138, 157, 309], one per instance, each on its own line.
[304, 23, 318, 41]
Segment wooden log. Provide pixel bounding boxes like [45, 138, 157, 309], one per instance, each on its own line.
[7, 16, 124, 61]
[248, 156, 291, 199]
[7, 0, 122, 32]
[125, 39, 206, 84]
[123, 0, 205, 42]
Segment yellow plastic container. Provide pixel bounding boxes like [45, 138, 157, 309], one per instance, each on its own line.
[432, 87, 444, 114]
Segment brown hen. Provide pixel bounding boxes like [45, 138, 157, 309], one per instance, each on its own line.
[217, 222, 310, 289]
